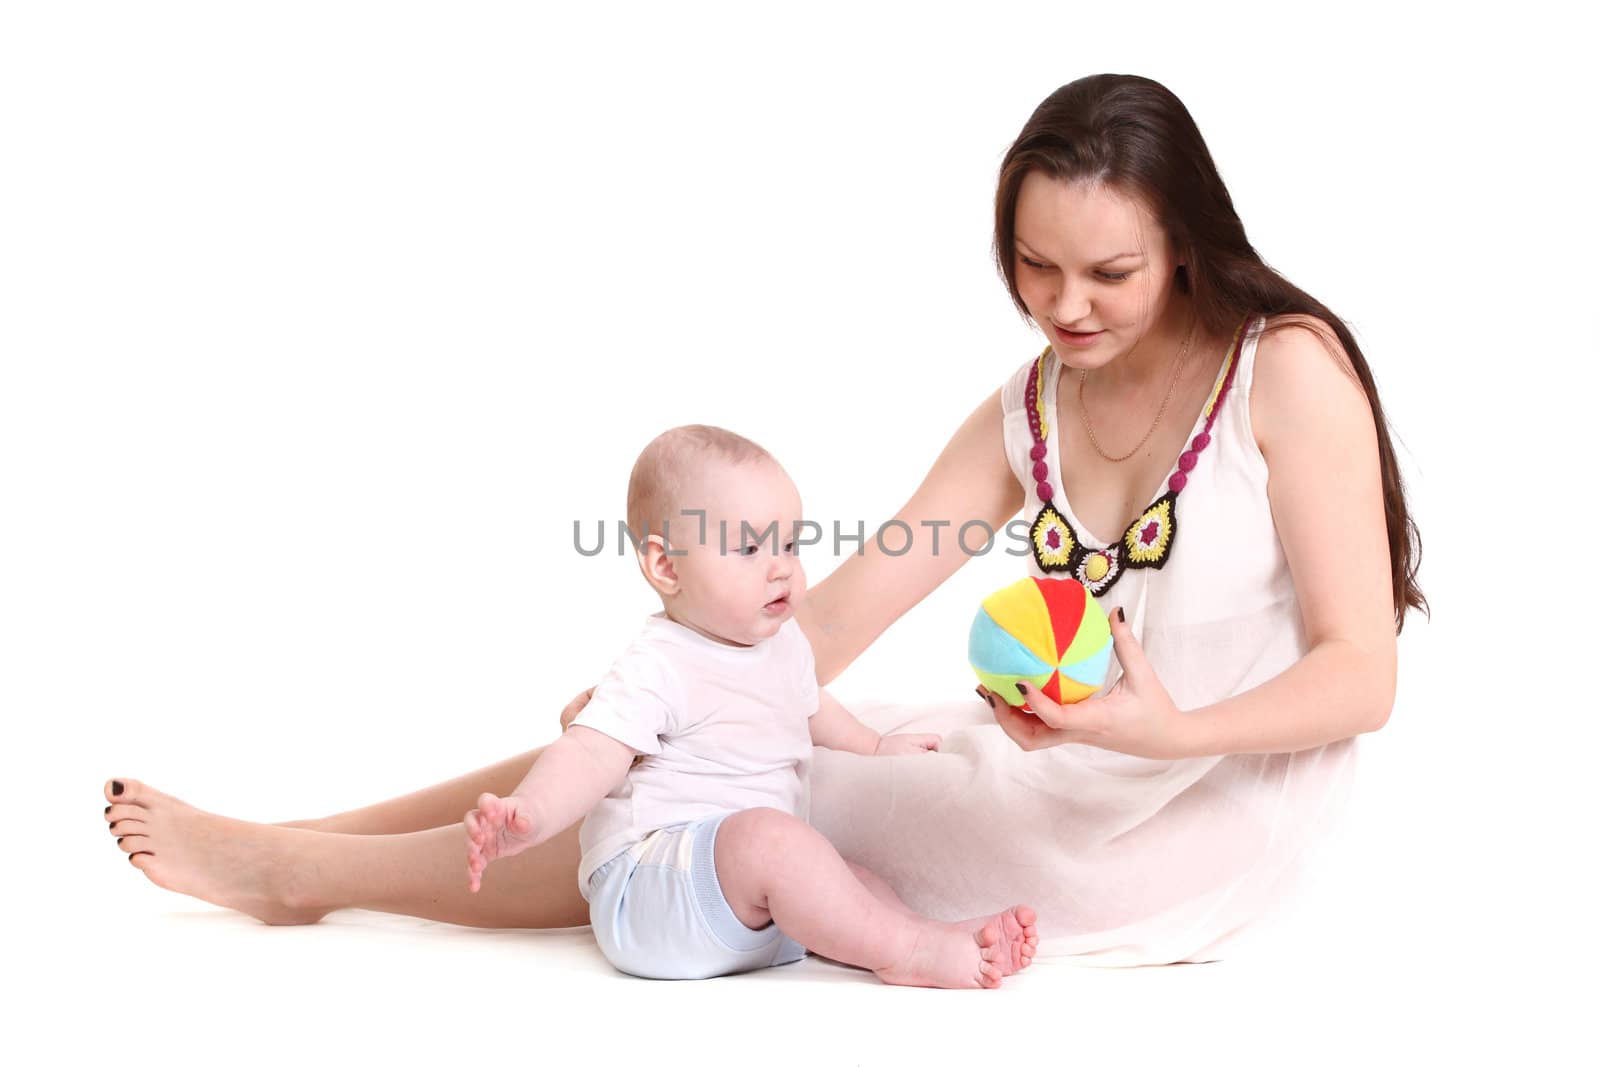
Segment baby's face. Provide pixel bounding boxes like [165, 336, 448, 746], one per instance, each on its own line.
[665, 457, 806, 648]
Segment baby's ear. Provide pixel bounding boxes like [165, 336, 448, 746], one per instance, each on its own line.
[637, 534, 681, 596]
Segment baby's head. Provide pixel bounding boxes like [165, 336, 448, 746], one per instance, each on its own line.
[626, 425, 805, 648]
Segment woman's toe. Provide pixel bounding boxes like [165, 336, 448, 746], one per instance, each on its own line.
[117, 833, 152, 854]
[105, 779, 142, 804]
[108, 803, 145, 828]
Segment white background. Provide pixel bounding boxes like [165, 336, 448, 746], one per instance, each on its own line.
[4, 1, 1596, 1063]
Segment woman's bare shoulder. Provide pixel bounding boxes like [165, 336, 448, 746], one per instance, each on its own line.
[1250, 313, 1374, 459]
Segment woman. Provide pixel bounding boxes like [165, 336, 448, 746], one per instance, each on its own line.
[102, 73, 1423, 963]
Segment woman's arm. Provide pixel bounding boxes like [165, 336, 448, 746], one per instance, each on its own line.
[1180, 314, 1398, 751]
[990, 316, 1398, 757]
[796, 386, 1025, 684]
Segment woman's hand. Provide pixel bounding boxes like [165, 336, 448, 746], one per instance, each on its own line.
[873, 732, 942, 756]
[980, 608, 1193, 759]
[559, 686, 596, 732]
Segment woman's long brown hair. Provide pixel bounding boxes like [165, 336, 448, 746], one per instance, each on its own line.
[993, 74, 1426, 632]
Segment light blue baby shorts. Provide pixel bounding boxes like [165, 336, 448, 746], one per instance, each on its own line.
[586, 813, 809, 980]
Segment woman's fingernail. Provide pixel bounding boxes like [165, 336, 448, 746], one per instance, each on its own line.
[1116, 607, 1126, 624]
[974, 687, 985, 700]
[111, 781, 124, 796]
[1017, 682, 1029, 693]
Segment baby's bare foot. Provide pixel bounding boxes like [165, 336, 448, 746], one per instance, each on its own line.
[967, 905, 1038, 976]
[874, 923, 1006, 990]
[103, 778, 328, 926]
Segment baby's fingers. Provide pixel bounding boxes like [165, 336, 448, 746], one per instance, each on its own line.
[475, 792, 504, 821]
[465, 808, 490, 847]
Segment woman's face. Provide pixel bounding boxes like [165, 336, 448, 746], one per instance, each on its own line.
[1011, 173, 1183, 370]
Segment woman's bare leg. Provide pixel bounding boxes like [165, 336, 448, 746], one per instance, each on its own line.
[104, 777, 588, 928]
[275, 749, 544, 835]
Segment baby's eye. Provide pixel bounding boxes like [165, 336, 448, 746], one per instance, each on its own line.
[783, 541, 797, 555]
[740, 544, 760, 557]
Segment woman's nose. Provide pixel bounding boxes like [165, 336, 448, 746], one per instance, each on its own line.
[1052, 278, 1090, 325]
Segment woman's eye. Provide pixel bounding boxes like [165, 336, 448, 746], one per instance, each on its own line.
[1020, 256, 1049, 270]
[1098, 270, 1131, 282]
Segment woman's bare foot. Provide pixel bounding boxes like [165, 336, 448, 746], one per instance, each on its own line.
[103, 778, 329, 926]
[965, 905, 1039, 976]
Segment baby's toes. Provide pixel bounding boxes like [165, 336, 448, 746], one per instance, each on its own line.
[979, 961, 1003, 989]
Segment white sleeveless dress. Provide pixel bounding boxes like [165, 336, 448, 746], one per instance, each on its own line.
[809, 317, 1358, 965]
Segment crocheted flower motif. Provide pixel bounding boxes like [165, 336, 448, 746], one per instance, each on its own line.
[1122, 493, 1177, 568]
[1074, 546, 1123, 596]
[1030, 503, 1076, 572]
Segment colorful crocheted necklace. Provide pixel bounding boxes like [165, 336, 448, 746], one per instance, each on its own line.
[1025, 317, 1249, 596]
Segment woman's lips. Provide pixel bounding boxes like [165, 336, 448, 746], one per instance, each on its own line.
[1053, 324, 1104, 348]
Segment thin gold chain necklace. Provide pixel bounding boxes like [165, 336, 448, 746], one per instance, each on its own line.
[1077, 316, 1197, 463]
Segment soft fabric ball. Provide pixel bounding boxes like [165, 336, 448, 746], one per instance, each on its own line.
[969, 576, 1111, 709]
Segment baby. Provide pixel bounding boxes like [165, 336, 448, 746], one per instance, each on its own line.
[464, 425, 1037, 988]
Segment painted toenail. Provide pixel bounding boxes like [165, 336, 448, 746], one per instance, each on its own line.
[104, 806, 111, 814]
[112, 781, 124, 796]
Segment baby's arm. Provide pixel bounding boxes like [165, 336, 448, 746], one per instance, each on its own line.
[809, 689, 941, 756]
[464, 725, 635, 893]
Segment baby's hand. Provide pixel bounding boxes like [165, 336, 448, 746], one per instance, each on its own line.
[559, 685, 597, 732]
[873, 732, 941, 756]
[464, 792, 538, 893]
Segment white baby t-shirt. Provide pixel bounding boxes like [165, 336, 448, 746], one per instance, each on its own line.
[569, 613, 821, 893]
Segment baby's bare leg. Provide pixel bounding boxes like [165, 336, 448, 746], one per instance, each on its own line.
[276, 748, 544, 834]
[848, 860, 1039, 974]
[845, 861, 918, 918]
[104, 778, 588, 928]
[714, 808, 1030, 989]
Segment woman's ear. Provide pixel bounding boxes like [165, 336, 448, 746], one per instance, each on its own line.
[637, 534, 681, 597]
